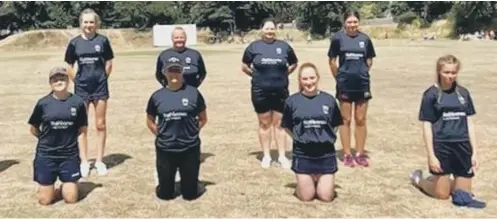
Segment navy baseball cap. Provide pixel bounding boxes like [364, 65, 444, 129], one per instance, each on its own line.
[162, 57, 183, 74]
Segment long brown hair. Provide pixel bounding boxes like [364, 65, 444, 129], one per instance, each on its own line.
[297, 62, 320, 92]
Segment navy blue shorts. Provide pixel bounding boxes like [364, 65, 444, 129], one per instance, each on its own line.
[251, 86, 288, 114]
[291, 155, 338, 175]
[336, 89, 372, 103]
[75, 78, 109, 103]
[431, 141, 474, 178]
[33, 156, 81, 185]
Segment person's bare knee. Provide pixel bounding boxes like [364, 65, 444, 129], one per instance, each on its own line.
[271, 111, 282, 127]
[316, 174, 336, 202]
[61, 183, 79, 204]
[94, 100, 107, 131]
[339, 102, 352, 126]
[430, 175, 452, 199]
[258, 113, 272, 130]
[295, 174, 316, 202]
[96, 118, 106, 131]
[354, 102, 368, 126]
[38, 185, 55, 205]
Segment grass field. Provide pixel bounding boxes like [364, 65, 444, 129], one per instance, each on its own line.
[0, 39, 496, 217]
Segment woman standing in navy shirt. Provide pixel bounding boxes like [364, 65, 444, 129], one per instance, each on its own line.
[281, 62, 343, 202]
[328, 11, 376, 168]
[410, 55, 485, 208]
[28, 67, 88, 205]
[241, 18, 298, 169]
[64, 9, 114, 177]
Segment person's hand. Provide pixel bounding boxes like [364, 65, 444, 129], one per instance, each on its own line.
[428, 155, 443, 173]
[472, 154, 479, 172]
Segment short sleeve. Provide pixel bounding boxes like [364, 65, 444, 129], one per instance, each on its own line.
[28, 102, 43, 127]
[103, 38, 114, 61]
[418, 91, 437, 122]
[146, 95, 157, 117]
[64, 41, 77, 65]
[327, 36, 341, 58]
[330, 101, 343, 127]
[281, 98, 293, 130]
[366, 38, 376, 58]
[242, 43, 254, 65]
[76, 102, 88, 128]
[196, 91, 206, 114]
[465, 91, 476, 116]
[286, 45, 298, 65]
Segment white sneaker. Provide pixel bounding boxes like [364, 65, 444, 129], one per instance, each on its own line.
[94, 162, 108, 176]
[278, 156, 291, 169]
[261, 156, 271, 168]
[80, 162, 91, 178]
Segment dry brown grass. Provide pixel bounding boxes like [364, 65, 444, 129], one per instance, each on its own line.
[0, 39, 497, 217]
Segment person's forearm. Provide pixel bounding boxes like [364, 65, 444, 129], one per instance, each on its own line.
[242, 64, 252, 76]
[328, 59, 338, 79]
[367, 58, 373, 72]
[468, 117, 477, 156]
[288, 64, 297, 75]
[422, 122, 436, 158]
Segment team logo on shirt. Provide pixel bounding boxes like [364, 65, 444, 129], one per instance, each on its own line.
[359, 41, 365, 48]
[181, 98, 189, 106]
[94, 45, 101, 52]
[276, 48, 282, 54]
[322, 105, 329, 114]
[70, 107, 77, 116]
[185, 57, 191, 64]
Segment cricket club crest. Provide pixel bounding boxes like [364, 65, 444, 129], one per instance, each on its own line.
[322, 105, 329, 114]
[94, 45, 101, 52]
[185, 57, 191, 64]
[181, 98, 189, 106]
[70, 107, 77, 116]
[359, 41, 365, 48]
[276, 48, 282, 54]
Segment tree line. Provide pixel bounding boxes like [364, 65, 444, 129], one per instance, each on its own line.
[0, 1, 496, 38]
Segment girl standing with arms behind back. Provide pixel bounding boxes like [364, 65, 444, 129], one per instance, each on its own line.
[328, 11, 376, 168]
[64, 8, 114, 177]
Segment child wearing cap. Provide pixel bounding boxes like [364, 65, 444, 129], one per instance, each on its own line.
[146, 57, 208, 200]
[28, 67, 88, 205]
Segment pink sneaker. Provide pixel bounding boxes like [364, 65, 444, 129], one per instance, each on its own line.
[355, 153, 369, 167]
[343, 154, 355, 167]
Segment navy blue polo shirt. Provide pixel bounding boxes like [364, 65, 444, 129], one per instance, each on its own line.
[28, 93, 88, 159]
[155, 48, 207, 87]
[328, 30, 376, 92]
[242, 39, 298, 90]
[146, 84, 206, 152]
[281, 91, 343, 158]
[64, 34, 114, 83]
[419, 83, 476, 142]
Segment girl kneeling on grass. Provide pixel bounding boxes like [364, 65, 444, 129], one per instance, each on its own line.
[28, 67, 88, 205]
[410, 54, 486, 209]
